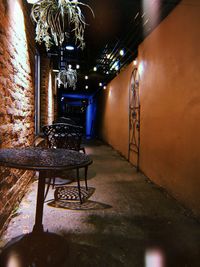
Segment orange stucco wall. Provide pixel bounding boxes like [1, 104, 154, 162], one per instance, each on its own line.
[139, 0, 200, 217]
[98, 0, 200, 217]
[98, 64, 133, 158]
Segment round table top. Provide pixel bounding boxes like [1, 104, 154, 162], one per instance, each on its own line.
[0, 147, 92, 171]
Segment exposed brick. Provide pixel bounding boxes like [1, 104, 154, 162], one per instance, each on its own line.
[0, 0, 35, 236]
[40, 57, 55, 126]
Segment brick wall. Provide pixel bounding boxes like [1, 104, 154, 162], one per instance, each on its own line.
[40, 56, 55, 126]
[0, 0, 36, 235]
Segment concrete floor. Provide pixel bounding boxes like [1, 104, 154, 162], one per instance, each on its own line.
[0, 140, 200, 266]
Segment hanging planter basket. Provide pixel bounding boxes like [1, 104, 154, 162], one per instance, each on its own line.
[31, 0, 94, 50]
[57, 67, 77, 89]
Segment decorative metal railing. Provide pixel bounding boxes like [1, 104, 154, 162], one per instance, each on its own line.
[128, 67, 140, 171]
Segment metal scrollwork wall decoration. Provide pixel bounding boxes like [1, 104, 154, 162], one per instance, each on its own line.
[128, 66, 140, 171]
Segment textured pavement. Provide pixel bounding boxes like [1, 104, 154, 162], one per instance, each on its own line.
[0, 140, 200, 266]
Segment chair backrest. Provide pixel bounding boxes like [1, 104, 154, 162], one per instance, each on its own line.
[42, 123, 83, 151]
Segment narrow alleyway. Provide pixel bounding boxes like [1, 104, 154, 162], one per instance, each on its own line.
[1, 140, 200, 266]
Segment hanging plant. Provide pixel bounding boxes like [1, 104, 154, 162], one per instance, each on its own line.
[58, 67, 77, 89]
[31, 0, 94, 51]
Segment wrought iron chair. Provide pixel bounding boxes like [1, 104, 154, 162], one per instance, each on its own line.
[53, 118, 86, 153]
[42, 123, 88, 203]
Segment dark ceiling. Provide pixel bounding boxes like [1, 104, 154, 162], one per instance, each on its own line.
[33, 0, 180, 94]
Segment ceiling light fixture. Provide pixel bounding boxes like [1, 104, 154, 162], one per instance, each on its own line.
[111, 60, 120, 71]
[93, 67, 97, 72]
[66, 45, 75, 51]
[119, 49, 125, 56]
[76, 64, 80, 69]
[85, 85, 88, 89]
[85, 75, 88, 80]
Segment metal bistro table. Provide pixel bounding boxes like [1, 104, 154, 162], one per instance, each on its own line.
[0, 147, 93, 233]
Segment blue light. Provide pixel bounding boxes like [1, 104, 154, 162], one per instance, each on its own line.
[86, 104, 92, 137]
[86, 99, 97, 139]
[61, 93, 97, 138]
[62, 93, 90, 99]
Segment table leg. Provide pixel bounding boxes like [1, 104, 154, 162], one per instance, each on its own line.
[33, 171, 46, 233]
[84, 166, 88, 190]
[76, 168, 82, 204]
